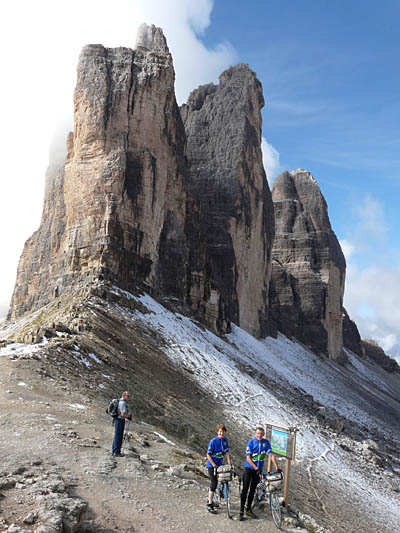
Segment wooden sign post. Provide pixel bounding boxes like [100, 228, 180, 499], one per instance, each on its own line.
[265, 423, 297, 508]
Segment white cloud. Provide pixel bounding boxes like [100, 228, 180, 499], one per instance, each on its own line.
[340, 195, 388, 260]
[342, 194, 400, 360]
[0, 1, 235, 318]
[353, 194, 388, 244]
[261, 137, 281, 184]
[378, 333, 398, 354]
[339, 239, 355, 262]
[344, 258, 400, 359]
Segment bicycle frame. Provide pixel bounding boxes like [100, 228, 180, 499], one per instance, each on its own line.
[253, 471, 283, 530]
[215, 478, 233, 519]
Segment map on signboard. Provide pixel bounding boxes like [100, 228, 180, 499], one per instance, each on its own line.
[265, 423, 296, 459]
[270, 429, 288, 457]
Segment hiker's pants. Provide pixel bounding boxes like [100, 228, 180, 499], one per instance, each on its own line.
[208, 467, 218, 492]
[112, 417, 126, 454]
[240, 467, 260, 512]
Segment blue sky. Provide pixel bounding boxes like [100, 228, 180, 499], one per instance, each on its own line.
[205, 1, 400, 241]
[1, 0, 399, 359]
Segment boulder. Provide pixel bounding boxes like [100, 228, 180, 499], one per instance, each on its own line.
[23, 513, 36, 524]
[36, 494, 87, 533]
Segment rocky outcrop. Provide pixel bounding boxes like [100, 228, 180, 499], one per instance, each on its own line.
[269, 169, 346, 360]
[182, 64, 275, 337]
[343, 308, 364, 357]
[8, 24, 188, 320]
[362, 338, 399, 373]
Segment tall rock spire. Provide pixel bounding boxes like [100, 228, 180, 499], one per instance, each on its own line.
[182, 64, 275, 337]
[269, 169, 346, 360]
[8, 24, 188, 320]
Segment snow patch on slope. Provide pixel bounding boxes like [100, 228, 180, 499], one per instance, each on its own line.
[111, 288, 400, 530]
[0, 338, 47, 357]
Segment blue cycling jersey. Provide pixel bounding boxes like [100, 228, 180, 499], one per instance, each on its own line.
[206, 436, 229, 467]
[244, 438, 272, 472]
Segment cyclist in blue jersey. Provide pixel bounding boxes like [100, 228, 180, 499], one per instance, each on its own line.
[206, 424, 232, 514]
[239, 426, 280, 521]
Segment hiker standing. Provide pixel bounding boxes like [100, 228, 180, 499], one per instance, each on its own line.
[239, 426, 279, 521]
[112, 391, 132, 457]
[206, 424, 232, 514]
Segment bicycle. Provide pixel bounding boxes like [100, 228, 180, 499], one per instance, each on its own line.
[252, 470, 284, 529]
[213, 464, 236, 519]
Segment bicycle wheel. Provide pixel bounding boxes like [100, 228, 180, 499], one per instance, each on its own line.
[224, 482, 232, 519]
[252, 484, 264, 510]
[270, 491, 282, 529]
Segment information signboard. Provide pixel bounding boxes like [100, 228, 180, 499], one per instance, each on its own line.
[265, 423, 296, 460]
[265, 422, 297, 508]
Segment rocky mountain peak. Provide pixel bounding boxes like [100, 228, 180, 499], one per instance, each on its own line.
[182, 63, 263, 117]
[290, 168, 317, 181]
[272, 169, 331, 232]
[182, 64, 274, 337]
[135, 23, 169, 53]
[219, 62, 263, 89]
[8, 24, 186, 321]
[269, 169, 346, 360]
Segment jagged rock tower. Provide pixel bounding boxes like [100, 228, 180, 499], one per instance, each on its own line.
[269, 169, 346, 360]
[8, 24, 188, 320]
[182, 65, 275, 337]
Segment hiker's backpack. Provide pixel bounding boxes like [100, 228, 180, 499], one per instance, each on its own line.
[106, 398, 119, 418]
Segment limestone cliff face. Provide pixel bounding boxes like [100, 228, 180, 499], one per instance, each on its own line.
[269, 170, 346, 360]
[8, 24, 188, 320]
[181, 65, 275, 337]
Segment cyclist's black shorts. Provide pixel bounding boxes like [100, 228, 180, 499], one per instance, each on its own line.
[208, 466, 218, 492]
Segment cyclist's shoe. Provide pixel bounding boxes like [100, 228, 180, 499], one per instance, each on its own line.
[112, 453, 125, 457]
[238, 513, 244, 521]
[213, 502, 220, 508]
[246, 509, 258, 519]
[207, 503, 217, 514]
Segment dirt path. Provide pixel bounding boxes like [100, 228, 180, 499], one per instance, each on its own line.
[0, 354, 307, 533]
